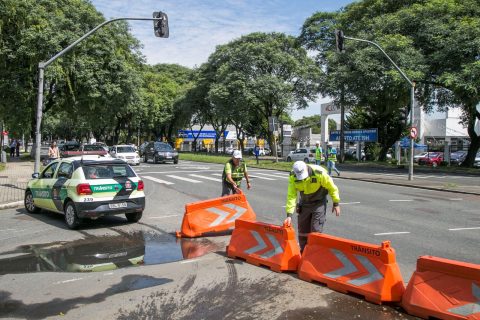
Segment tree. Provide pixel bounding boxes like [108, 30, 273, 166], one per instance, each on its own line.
[201, 32, 322, 156]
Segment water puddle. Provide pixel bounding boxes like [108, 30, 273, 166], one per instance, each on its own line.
[0, 232, 225, 274]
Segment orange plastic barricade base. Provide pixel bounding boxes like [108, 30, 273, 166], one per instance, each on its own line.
[298, 233, 405, 304]
[402, 255, 480, 320]
[227, 219, 301, 272]
[176, 191, 256, 238]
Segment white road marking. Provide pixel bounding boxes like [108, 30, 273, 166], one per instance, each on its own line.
[142, 176, 174, 185]
[449, 198, 463, 201]
[189, 174, 222, 182]
[0, 229, 20, 232]
[166, 175, 202, 183]
[448, 227, 480, 231]
[212, 173, 222, 177]
[374, 232, 411, 236]
[104, 272, 114, 276]
[248, 174, 276, 181]
[180, 258, 204, 264]
[340, 202, 361, 205]
[149, 215, 181, 219]
[250, 172, 289, 179]
[389, 199, 414, 202]
[55, 278, 83, 284]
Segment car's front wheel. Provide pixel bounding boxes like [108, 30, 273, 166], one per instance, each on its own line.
[287, 156, 292, 162]
[64, 201, 81, 229]
[24, 190, 41, 213]
[304, 158, 309, 163]
[174, 158, 178, 164]
[126, 211, 142, 222]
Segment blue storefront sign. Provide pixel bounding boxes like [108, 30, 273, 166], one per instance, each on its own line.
[177, 130, 228, 139]
[329, 128, 378, 142]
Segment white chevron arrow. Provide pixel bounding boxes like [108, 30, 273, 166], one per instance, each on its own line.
[448, 283, 480, 316]
[323, 249, 383, 286]
[244, 231, 267, 254]
[243, 231, 284, 258]
[259, 234, 283, 259]
[206, 204, 246, 227]
[324, 249, 358, 279]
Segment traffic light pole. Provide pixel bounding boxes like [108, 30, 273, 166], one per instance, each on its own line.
[341, 35, 416, 180]
[34, 16, 167, 174]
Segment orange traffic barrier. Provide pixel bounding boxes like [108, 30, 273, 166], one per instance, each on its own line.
[176, 191, 256, 238]
[226, 219, 301, 272]
[298, 233, 405, 304]
[402, 256, 480, 320]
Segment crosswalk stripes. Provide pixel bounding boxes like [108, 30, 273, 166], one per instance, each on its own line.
[248, 174, 277, 181]
[142, 176, 174, 185]
[166, 175, 202, 183]
[189, 174, 222, 182]
[250, 172, 289, 179]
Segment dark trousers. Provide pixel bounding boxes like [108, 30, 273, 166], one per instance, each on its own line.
[10, 147, 15, 157]
[221, 180, 240, 196]
[297, 199, 327, 251]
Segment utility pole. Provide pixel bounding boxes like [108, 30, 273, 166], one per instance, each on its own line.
[33, 13, 169, 174]
[335, 30, 416, 180]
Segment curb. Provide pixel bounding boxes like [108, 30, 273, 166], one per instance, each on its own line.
[0, 201, 23, 210]
[337, 176, 480, 196]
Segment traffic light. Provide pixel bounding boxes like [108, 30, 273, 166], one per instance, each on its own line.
[153, 11, 169, 38]
[335, 29, 345, 52]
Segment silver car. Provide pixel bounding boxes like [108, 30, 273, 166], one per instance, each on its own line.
[286, 148, 316, 163]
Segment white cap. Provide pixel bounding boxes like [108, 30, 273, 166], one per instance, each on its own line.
[292, 161, 308, 180]
[316, 141, 320, 144]
[233, 150, 242, 159]
[327, 142, 333, 146]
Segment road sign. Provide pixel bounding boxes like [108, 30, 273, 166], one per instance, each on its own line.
[268, 116, 278, 132]
[410, 127, 418, 139]
[329, 128, 378, 142]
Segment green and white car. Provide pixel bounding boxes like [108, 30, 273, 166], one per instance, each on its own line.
[24, 156, 146, 229]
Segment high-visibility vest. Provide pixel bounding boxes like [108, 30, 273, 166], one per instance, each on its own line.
[327, 147, 337, 162]
[223, 159, 247, 186]
[315, 147, 322, 160]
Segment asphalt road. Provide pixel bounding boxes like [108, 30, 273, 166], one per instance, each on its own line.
[0, 160, 478, 319]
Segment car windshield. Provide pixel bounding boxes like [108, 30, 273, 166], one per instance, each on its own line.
[83, 164, 136, 180]
[117, 146, 136, 153]
[155, 143, 173, 151]
[83, 145, 105, 151]
[63, 144, 80, 151]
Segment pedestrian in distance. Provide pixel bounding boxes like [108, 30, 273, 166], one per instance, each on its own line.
[284, 161, 341, 252]
[221, 150, 251, 196]
[254, 145, 260, 164]
[9, 139, 16, 158]
[314, 141, 323, 166]
[326, 142, 340, 176]
[15, 139, 21, 157]
[47, 141, 60, 164]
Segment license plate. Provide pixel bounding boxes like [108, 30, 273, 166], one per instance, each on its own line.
[166, 156, 172, 159]
[109, 202, 127, 209]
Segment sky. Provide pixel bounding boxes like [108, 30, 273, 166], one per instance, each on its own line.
[90, 0, 355, 120]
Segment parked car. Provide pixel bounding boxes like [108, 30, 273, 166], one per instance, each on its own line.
[414, 152, 429, 163]
[474, 152, 480, 167]
[450, 150, 467, 165]
[418, 152, 444, 167]
[24, 156, 145, 229]
[110, 145, 140, 166]
[139, 141, 149, 157]
[345, 149, 366, 161]
[143, 142, 179, 164]
[286, 148, 316, 163]
[60, 143, 108, 158]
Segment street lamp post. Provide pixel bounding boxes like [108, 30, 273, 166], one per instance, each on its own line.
[33, 13, 169, 174]
[336, 31, 416, 180]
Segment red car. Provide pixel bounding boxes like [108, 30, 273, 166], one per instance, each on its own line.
[418, 152, 443, 167]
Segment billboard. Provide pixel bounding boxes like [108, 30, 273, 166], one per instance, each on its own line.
[329, 128, 378, 142]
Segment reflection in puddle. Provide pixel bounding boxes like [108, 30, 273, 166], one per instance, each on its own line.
[0, 232, 225, 274]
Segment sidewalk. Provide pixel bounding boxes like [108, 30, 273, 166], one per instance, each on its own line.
[337, 169, 480, 195]
[0, 158, 33, 209]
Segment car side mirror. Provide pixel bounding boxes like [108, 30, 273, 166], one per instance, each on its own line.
[32, 173, 39, 179]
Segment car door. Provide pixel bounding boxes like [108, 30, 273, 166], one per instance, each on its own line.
[31, 161, 59, 209]
[50, 161, 74, 212]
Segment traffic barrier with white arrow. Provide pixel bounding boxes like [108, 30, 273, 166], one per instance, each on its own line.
[227, 219, 301, 272]
[176, 192, 256, 238]
[298, 233, 405, 304]
[402, 255, 480, 320]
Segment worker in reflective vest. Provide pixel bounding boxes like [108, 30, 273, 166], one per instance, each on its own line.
[222, 150, 251, 196]
[327, 142, 340, 176]
[284, 161, 341, 251]
[314, 141, 323, 165]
